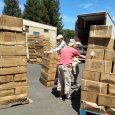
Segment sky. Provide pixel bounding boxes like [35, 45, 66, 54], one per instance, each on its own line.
[0, 0, 115, 30]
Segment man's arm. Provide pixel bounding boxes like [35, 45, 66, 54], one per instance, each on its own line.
[52, 42, 65, 52]
[46, 41, 66, 53]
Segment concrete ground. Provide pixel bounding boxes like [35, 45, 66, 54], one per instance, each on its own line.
[0, 63, 84, 115]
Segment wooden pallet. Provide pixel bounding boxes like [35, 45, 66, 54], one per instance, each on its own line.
[0, 98, 29, 110]
[80, 109, 101, 115]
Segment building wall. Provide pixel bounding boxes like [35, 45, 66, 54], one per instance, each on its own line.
[23, 19, 57, 48]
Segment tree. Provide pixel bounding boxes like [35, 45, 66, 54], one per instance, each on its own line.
[23, 0, 63, 34]
[40, 0, 63, 34]
[63, 29, 75, 43]
[23, 0, 42, 22]
[3, 0, 22, 17]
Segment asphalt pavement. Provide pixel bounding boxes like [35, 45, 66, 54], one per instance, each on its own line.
[0, 63, 84, 115]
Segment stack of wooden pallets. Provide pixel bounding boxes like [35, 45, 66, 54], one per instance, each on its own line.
[81, 25, 115, 115]
[0, 15, 28, 109]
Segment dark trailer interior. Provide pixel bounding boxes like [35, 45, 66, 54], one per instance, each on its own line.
[75, 12, 111, 45]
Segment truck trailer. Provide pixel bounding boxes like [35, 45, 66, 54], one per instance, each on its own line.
[75, 12, 115, 45]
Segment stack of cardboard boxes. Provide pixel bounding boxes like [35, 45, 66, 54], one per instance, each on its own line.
[28, 35, 51, 64]
[28, 35, 37, 63]
[40, 52, 58, 87]
[81, 25, 115, 114]
[0, 15, 28, 108]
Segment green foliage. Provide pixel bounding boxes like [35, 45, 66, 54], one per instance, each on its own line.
[45, 0, 63, 34]
[3, 0, 22, 17]
[23, 0, 42, 22]
[23, 0, 63, 34]
[63, 29, 75, 43]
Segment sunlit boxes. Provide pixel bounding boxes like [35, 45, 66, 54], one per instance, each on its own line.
[84, 59, 112, 73]
[90, 25, 112, 38]
[0, 15, 23, 32]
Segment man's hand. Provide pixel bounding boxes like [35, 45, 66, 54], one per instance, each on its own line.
[44, 50, 53, 54]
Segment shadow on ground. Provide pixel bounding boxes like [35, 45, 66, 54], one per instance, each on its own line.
[71, 87, 81, 115]
[51, 87, 60, 98]
[51, 86, 81, 115]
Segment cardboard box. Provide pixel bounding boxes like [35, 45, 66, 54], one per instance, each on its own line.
[81, 79, 107, 94]
[86, 48, 104, 60]
[0, 45, 26, 56]
[0, 57, 27, 67]
[14, 73, 27, 82]
[40, 69, 56, 81]
[108, 84, 115, 96]
[1, 56, 26, 59]
[42, 58, 57, 67]
[100, 73, 115, 85]
[0, 89, 14, 97]
[98, 94, 115, 108]
[0, 81, 27, 91]
[84, 59, 104, 72]
[104, 49, 115, 61]
[90, 25, 112, 38]
[82, 70, 101, 81]
[39, 76, 54, 87]
[0, 66, 27, 75]
[81, 90, 98, 103]
[15, 86, 28, 95]
[0, 75, 13, 84]
[88, 38, 114, 50]
[84, 59, 112, 73]
[42, 65, 57, 74]
[43, 53, 58, 59]
[16, 33, 26, 45]
[0, 15, 23, 32]
[0, 32, 25, 45]
[80, 101, 106, 114]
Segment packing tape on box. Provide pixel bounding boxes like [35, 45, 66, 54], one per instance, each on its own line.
[92, 38, 95, 48]
[88, 59, 91, 70]
[15, 32, 17, 44]
[14, 45, 16, 55]
[104, 60, 107, 73]
[93, 25, 96, 36]
[0, 45, 3, 58]
[84, 79, 87, 90]
[84, 79, 89, 91]
[99, 82, 102, 94]
[82, 100, 86, 109]
[17, 66, 20, 73]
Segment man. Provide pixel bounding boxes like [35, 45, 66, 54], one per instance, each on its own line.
[71, 41, 82, 89]
[47, 34, 66, 54]
[57, 40, 80, 100]
[46, 34, 67, 85]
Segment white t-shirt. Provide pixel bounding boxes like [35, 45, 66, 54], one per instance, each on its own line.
[52, 40, 67, 53]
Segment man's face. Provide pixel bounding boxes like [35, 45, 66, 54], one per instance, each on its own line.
[57, 39, 62, 43]
[76, 44, 79, 48]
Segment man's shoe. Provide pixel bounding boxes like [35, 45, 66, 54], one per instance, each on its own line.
[71, 83, 81, 89]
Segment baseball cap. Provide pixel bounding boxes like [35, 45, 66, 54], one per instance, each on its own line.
[76, 42, 82, 45]
[68, 40, 76, 46]
[57, 34, 63, 39]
